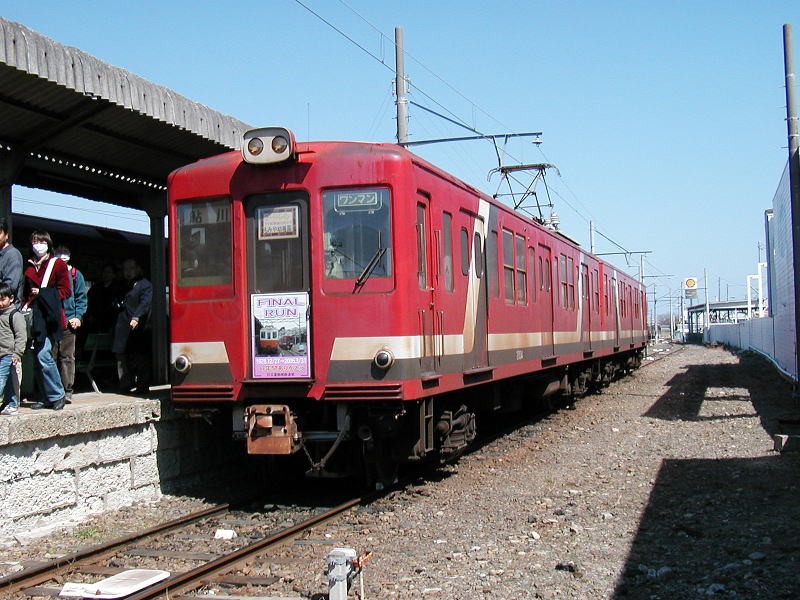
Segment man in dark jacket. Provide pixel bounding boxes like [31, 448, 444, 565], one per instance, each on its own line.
[112, 258, 152, 394]
[0, 219, 23, 306]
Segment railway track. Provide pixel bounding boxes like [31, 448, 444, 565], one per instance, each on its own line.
[0, 495, 366, 599]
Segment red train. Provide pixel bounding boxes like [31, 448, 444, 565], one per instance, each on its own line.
[168, 127, 647, 483]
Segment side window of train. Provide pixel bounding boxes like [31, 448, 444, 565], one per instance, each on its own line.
[559, 255, 567, 309]
[529, 247, 536, 302]
[460, 227, 470, 276]
[539, 255, 545, 291]
[515, 234, 527, 304]
[541, 256, 552, 292]
[442, 211, 454, 292]
[489, 230, 499, 298]
[592, 270, 600, 313]
[503, 229, 514, 303]
[176, 198, 233, 288]
[322, 187, 392, 281]
[416, 202, 428, 289]
[581, 264, 590, 303]
[604, 274, 610, 315]
[473, 233, 484, 278]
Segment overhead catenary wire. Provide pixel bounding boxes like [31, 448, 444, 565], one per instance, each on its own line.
[294, 0, 656, 277]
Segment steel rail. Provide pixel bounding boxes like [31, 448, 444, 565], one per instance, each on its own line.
[124, 496, 365, 600]
[0, 503, 229, 594]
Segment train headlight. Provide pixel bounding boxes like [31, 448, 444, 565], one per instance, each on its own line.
[374, 348, 395, 370]
[174, 354, 192, 374]
[271, 135, 289, 154]
[247, 137, 264, 156]
[242, 127, 295, 164]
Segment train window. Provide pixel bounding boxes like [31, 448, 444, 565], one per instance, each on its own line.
[442, 212, 454, 292]
[529, 247, 536, 302]
[559, 255, 567, 309]
[322, 188, 392, 281]
[247, 195, 308, 293]
[489, 230, 499, 298]
[515, 234, 526, 304]
[473, 232, 484, 278]
[592, 270, 600, 313]
[568, 257, 575, 310]
[176, 198, 233, 287]
[416, 203, 428, 289]
[503, 229, 514, 302]
[460, 227, 470, 275]
[538, 255, 544, 290]
[604, 274, 610, 315]
[582, 264, 590, 301]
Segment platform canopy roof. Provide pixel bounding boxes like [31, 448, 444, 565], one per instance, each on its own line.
[0, 17, 254, 209]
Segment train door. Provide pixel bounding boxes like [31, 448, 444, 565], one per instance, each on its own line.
[245, 192, 311, 379]
[537, 244, 555, 357]
[460, 209, 489, 371]
[581, 263, 592, 351]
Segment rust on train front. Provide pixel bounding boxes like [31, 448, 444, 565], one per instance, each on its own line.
[244, 405, 302, 454]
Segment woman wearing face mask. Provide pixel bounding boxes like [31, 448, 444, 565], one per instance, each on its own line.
[23, 230, 71, 410]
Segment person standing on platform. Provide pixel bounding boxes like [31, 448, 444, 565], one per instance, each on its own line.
[85, 263, 122, 333]
[0, 219, 24, 408]
[0, 284, 27, 415]
[0, 218, 24, 306]
[112, 258, 152, 395]
[52, 245, 87, 402]
[23, 230, 70, 410]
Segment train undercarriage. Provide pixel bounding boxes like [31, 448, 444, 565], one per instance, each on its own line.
[239, 349, 645, 487]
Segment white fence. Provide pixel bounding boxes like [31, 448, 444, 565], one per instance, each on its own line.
[706, 317, 796, 380]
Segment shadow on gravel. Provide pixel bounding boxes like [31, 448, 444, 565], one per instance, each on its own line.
[643, 350, 799, 438]
[611, 455, 800, 599]
[614, 349, 800, 599]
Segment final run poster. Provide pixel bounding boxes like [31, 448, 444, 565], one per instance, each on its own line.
[251, 292, 310, 378]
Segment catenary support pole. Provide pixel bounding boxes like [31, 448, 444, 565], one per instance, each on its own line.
[784, 24, 800, 389]
[395, 26, 409, 146]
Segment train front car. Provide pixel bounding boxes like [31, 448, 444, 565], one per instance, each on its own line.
[168, 127, 434, 482]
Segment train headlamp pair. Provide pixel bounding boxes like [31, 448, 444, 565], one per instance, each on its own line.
[242, 127, 295, 164]
[246, 136, 288, 156]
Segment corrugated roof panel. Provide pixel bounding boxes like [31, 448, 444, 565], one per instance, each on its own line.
[0, 17, 251, 149]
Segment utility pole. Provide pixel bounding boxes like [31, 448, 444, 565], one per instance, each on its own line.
[395, 26, 409, 145]
[784, 24, 800, 388]
[704, 268, 710, 339]
[589, 221, 596, 254]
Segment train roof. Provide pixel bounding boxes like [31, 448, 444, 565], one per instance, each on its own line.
[169, 140, 641, 286]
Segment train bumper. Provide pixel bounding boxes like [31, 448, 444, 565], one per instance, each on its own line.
[244, 404, 302, 455]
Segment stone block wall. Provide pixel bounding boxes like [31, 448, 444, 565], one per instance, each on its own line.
[0, 397, 239, 543]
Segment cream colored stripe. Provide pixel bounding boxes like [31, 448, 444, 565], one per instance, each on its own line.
[170, 341, 229, 364]
[331, 327, 639, 361]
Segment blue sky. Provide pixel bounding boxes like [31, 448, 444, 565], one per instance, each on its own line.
[3, 1, 799, 309]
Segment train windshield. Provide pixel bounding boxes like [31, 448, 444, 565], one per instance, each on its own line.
[323, 187, 392, 280]
[246, 193, 309, 293]
[176, 198, 233, 287]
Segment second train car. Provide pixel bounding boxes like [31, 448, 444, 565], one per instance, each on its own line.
[168, 127, 647, 483]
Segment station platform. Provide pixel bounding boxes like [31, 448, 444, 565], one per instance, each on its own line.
[0, 388, 165, 447]
[0, 385, 234, 543]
